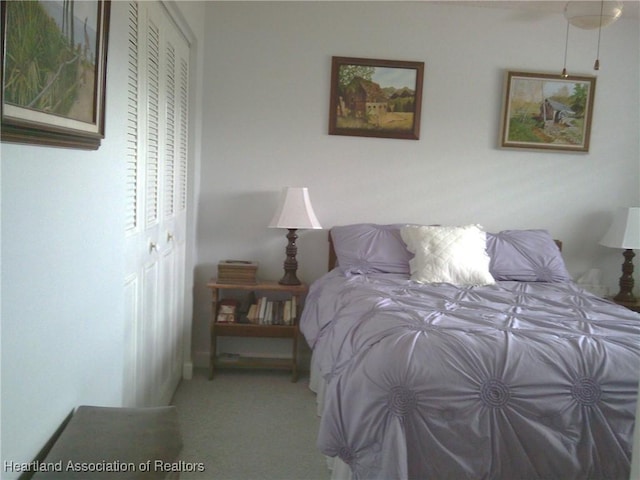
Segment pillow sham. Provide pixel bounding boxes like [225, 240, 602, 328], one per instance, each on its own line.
[400, 224, 495, 286]
[330, 223, 412, 274]
[486, 229, 572, 282]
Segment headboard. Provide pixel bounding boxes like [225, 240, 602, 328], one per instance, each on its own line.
[327, 230, 562, 271]
[328, 233, 337, 272]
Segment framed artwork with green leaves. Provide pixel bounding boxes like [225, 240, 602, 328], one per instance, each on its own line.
[1, 0, 111, 149]
[500, 70, 596, 153]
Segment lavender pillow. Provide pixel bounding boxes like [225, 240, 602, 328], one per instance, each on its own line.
[486, 230, 572, 282]
[330, 224, 412, 274]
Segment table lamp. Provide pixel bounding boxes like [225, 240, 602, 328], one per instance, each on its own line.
[269, 187, 322, 285]
[599, 207, 640, 303]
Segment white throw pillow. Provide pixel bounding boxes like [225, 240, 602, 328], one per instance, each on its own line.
[400, 224, 495, 286]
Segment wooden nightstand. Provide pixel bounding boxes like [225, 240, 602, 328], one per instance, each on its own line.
[610, 297, 640, 313]
[206, 279, 308, 382]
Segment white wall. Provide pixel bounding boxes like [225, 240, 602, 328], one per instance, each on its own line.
[193, 2, 639, 366]
[0, 2, 205, 476]
[0, 2, 128, 470]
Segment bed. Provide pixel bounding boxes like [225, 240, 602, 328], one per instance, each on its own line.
[299, 223, 640, 480]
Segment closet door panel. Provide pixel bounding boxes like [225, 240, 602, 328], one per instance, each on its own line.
[123, 0, 189, 407]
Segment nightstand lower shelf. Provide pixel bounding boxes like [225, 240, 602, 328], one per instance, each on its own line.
[213, 355, 297, 376]
[209, 322, 299, 382]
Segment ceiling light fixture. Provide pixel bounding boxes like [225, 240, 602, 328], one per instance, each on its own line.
[562, 1, 623, 74]
[564, 0, 623, 29]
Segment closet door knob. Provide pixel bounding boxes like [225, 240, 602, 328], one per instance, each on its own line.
[149, 241, 158, 253]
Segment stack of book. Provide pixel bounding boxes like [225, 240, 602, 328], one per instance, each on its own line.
[217, 260, 258, 284]
[245, 296, 297, 325]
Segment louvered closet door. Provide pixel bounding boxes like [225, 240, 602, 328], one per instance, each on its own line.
[124, 0, 190, 407]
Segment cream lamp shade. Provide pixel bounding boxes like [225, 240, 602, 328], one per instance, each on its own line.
[600, 207, 640, 250]
[269, 187, 322, 230]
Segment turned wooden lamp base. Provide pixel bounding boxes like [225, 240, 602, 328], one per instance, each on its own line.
[278, 228, 301, 285]
[612, 249, 636, 303]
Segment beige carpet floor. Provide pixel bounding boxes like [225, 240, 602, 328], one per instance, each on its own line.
[171, 368, 329, 480]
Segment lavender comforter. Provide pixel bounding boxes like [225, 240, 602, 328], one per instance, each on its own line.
[300, 270, 640, 480]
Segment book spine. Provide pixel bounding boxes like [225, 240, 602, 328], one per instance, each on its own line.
[284, 300, 292, 325]
[258, 297, 267, 324]
[291, 296, 297, 323]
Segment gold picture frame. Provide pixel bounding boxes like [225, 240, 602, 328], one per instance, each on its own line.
[500, 70, 596, 153]
[1, 0, 111, 150]
[329, 56, 424, 140]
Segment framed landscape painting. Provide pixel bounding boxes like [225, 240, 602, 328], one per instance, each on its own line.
[1, 0, 111, 149]
[329, 56, 424, 140]
[500, 70, 596, 153]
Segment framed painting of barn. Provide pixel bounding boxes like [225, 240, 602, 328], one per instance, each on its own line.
[1, 0, 111, 150]
[500, 70, 596, 153]
[329, 56, 424, 140]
